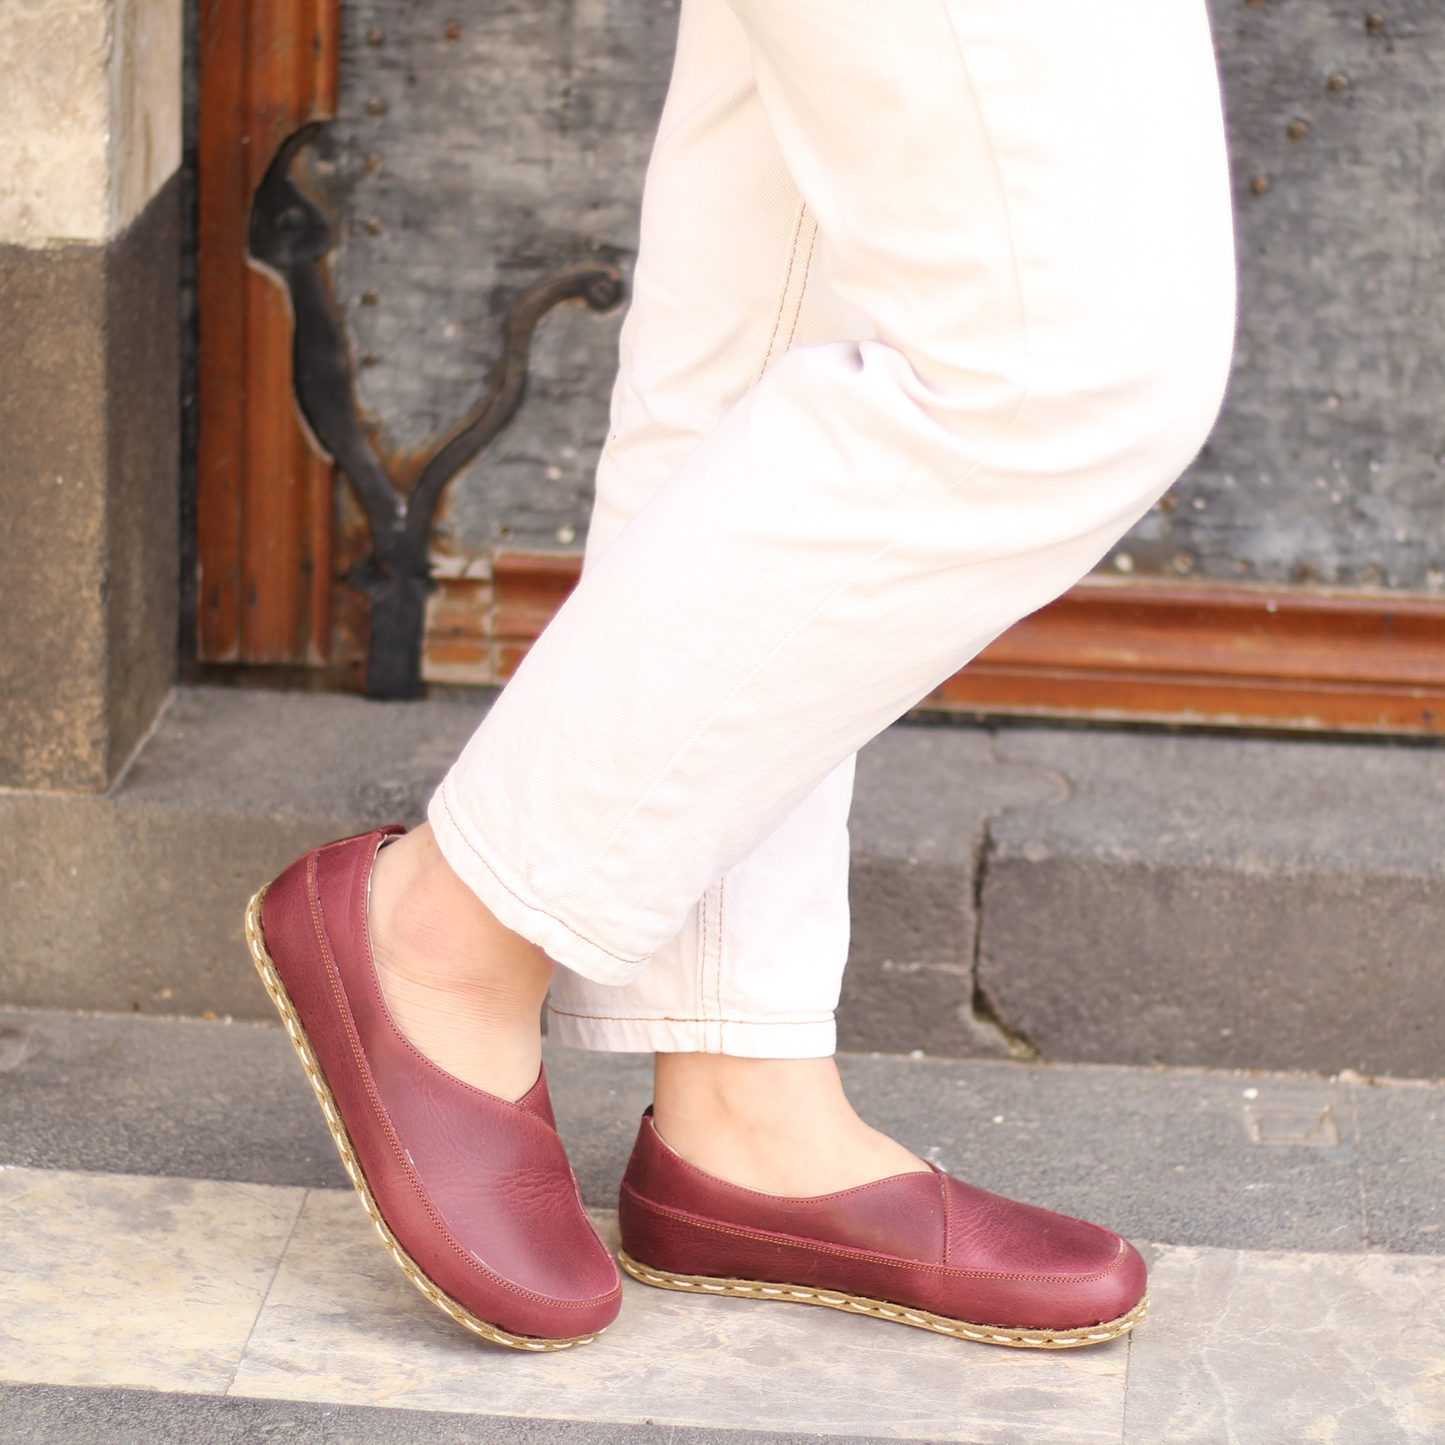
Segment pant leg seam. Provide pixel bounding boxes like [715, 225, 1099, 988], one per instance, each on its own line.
[781, 214, 819, 355]
[580, 42, 1034, 888]
[696, 885, 708, 1039]
[438, 780, 646, 969]
[549, 1006, 835, 1025]
[753, 197, 809, 386]
[713, 876, 726, 1047]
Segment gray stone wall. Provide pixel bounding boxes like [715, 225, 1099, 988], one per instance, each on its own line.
[321, 0, 676, 554]
[1132, 0, 1445, 589]
[322, 0, 1445, 584]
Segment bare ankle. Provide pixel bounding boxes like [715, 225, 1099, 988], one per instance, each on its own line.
[651, 1053, 927, 1196]
[366, 824, 553, 1101]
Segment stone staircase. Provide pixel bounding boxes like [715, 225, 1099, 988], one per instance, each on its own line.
[2, 1006, 1443, 1443]
[5, 684, 1444, 1076]
[5, 687, 1445, 1441]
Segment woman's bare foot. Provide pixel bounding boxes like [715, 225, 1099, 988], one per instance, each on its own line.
[652, 1052, 930, 1196]
[367, 823, 553, 1101]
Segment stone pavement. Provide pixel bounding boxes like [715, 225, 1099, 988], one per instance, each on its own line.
[3, 1008, 1445, 1443]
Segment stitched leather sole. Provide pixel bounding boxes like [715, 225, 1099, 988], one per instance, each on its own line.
[617, 1248, 1148, 1349]
[245, 885, 604, 1353]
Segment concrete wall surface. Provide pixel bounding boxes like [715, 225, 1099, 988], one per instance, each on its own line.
[0, 0, 183, 246]
[313, 0, 1445, 586]
[311, 0, 675, 554]
[0, 183, 181, 791]
[1133, 0, 1445, 590]
[0, 0, 182, 790]
[978, 726, 1445, 1077]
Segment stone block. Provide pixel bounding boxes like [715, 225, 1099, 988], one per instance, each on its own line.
[979, 728, 1445, 1077]
[0, 687, 487, 1017]
[840, 727, 1064, 1058]
[12, 692, 1445, 1076]
[0, 0, 182, 245]
[0, 690, 1057, 1056]
[0, 177, 180, 791]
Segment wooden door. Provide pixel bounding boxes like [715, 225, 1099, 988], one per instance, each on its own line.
[195, 0, 1445, 734]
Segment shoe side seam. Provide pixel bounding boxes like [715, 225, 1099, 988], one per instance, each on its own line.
[621, 1185, 1126, 1286]
[939, 1168, 953, 1266]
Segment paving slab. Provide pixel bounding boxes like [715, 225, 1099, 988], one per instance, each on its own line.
[3, 1163, 1444, 1444]
[981, 726, 1445, 1076]
[0, 1166, 1128, 1445]
[1122, 1246, 1445, 1444]
[237, 1192, 1128, 1442]
[0, 1168, 303, 1395]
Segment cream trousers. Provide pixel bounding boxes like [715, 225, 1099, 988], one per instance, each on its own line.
[430, 0, 1236, 1056]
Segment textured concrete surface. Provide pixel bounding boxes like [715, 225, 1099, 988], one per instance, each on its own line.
[841, 727, 1060, 1058]
[0, 176, 180, 791]
[0, 0, 181, 245]
[5, 1008, 1445, 1256]
[101, 172, 183, 784]
[0, 688, 486, 1015]
[0, 1384, 897, 1445]
[1134, 0, 1445, 590]
[980, 726, 1445, 1076]
[0, 688, 1046, 1052]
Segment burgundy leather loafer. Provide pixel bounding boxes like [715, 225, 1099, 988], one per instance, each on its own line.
[618, 1110, 1146, 1349]
[245, 827, 621, 1350]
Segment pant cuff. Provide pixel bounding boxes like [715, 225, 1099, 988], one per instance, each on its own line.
[428, 779, 648, 987]
[547, 1005, 837, 1058]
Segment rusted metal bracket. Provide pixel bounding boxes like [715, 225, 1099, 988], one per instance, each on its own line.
[247, 122, 623, 699]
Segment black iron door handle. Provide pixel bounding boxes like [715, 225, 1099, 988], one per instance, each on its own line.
[247, 122, 623, 699]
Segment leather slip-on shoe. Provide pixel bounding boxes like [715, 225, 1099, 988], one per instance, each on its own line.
[617, 1110, 1147, 1350]
[245, 827, 621, 1351]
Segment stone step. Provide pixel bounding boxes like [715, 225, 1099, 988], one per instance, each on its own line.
[1, 1008, 1442, 1444]
[4, 685, 1445, 1072]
